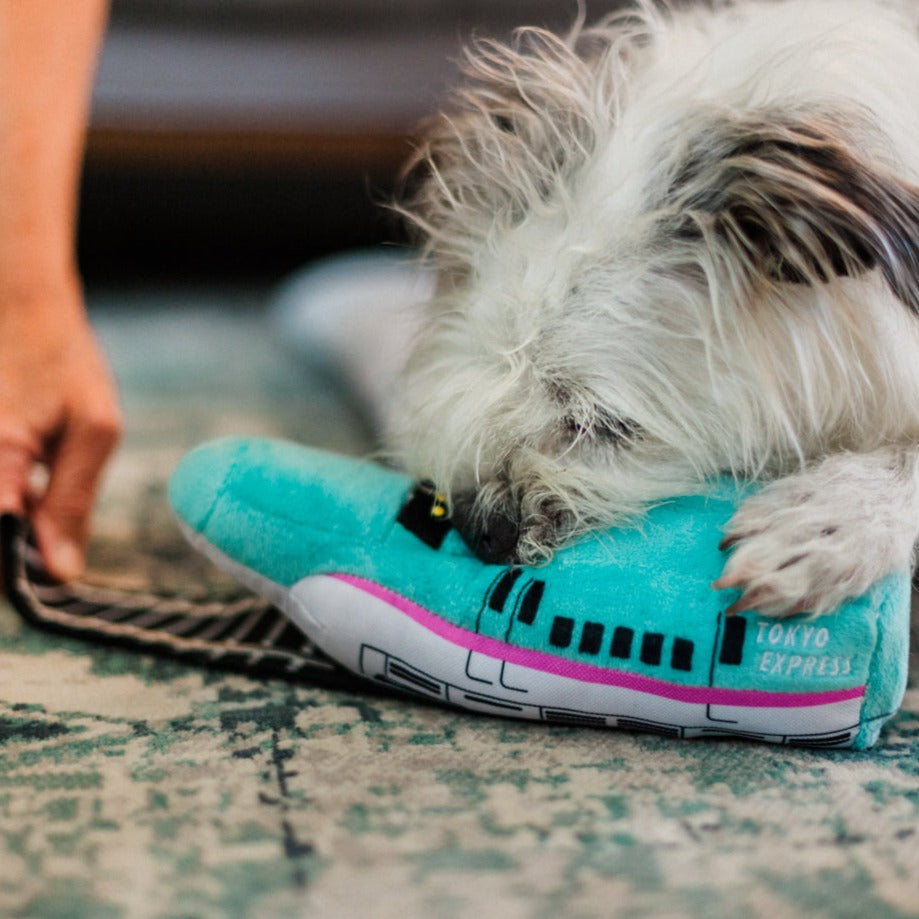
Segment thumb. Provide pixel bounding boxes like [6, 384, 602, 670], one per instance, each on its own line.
[33, 414, 119, 581]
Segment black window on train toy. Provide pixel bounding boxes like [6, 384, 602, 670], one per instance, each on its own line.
[719, 617, 747, 665]
[578, 621, 605, 655]
[671, 637, 694, 672]
[549, 616, 575, 648]
[610, 626, 634, 659]
[516, 580, 544, 624]
[488, 569, 522, 612]
[640, 632, 664, 666]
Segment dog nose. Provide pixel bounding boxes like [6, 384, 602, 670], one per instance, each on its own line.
[451, 494, 520, 564]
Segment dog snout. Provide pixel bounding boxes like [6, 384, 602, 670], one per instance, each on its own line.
[451, 490, 521, 564]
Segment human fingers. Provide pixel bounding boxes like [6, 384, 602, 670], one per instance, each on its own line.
[32, 408, 121, 581]
[0, 440, 38, 592]
[0, 437, 38, 518]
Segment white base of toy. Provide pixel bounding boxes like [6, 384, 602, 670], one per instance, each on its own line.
[179, 521, 867, 746]
[292, 574, 866, 744]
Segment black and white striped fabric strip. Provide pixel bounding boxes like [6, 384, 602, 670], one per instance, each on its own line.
[0, 515, 368, 692]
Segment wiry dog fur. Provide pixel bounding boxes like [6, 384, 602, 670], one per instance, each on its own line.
[390, 0, 919, 617]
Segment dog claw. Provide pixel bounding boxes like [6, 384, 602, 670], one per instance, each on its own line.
[777, 552, 808, 571]
[711, 572, 742, 590]
[725, 587, 770, 616]
[719, 527, 765, 551]
[724, 597, 745, 616]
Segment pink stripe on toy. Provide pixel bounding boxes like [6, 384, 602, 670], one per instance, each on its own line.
[330, 573, 865, 710]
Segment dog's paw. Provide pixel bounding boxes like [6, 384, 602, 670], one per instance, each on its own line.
[713, 473, 915, 618]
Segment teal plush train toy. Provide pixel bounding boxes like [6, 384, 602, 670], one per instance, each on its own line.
[168, 437, 911, 749]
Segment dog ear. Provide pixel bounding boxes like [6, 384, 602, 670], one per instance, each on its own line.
[400, 30, 597, 271]
[674, 114, 919, 312]
[399, 20, 635, 274]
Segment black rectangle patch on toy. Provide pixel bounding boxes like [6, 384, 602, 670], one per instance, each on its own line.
[516, 579, 544, 624]
[397, 483, 452, 549]
[719, 617, 747, 665]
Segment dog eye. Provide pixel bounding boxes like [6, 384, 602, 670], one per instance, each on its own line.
[563, 413, 640, 444]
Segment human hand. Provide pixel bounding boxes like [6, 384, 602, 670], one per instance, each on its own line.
[0, 273, 121, 581]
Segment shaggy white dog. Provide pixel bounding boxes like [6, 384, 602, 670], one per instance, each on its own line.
[390, 0, 919, 618]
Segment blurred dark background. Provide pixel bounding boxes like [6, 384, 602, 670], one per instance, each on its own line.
[79, 0, 624, 283]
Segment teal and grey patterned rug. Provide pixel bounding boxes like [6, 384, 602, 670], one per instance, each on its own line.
[1, 283, 917, 919]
